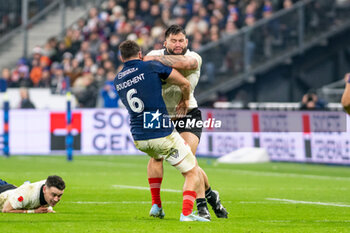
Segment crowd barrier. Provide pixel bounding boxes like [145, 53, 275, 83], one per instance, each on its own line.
[1, 108, 349, 165]
[0, 89, 77, 110]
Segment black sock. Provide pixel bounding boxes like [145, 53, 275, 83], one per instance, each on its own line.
[196, 198, 208, 209]
[205, 187, 218, 208]
[205, 187, 212, 197]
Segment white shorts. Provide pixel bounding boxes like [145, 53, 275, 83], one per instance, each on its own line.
[134, 131, 196, 173]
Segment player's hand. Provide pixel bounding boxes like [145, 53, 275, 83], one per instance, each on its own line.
[35, 206, 49, 213]
[143, 56, 154, 62]
[176, 99, 189, 118]
[47, 206, 56, 213]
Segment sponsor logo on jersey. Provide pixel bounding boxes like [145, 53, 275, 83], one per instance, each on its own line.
[117, 68, 138, 79]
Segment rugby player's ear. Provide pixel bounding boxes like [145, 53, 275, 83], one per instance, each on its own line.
[118, 50, 123, 62]
[163, 41, 167, 48]
[138, 51, 143, 60]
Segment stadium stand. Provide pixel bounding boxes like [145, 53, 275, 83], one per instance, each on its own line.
[1, 0, 350, 109]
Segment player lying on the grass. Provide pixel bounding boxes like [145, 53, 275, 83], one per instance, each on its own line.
[143, 24, 228, 220]
[0, 175, 65, 213]
[114, 40, 208, 222]
[341, 73, 350, 115]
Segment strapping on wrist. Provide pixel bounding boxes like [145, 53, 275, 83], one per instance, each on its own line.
[25, 209, 35, 213]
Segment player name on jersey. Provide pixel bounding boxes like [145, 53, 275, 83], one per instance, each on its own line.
[115, 73, 145, 91]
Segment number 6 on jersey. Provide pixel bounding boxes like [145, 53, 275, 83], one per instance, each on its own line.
[126, 88, 144, 113]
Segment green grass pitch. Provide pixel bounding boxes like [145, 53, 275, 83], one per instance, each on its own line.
[1, 155, 350, 232]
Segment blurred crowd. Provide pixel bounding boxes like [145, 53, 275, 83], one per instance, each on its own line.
[200, 0, 340, 83]
[0, 0, 54, 36]
[0, 0, 333, 108]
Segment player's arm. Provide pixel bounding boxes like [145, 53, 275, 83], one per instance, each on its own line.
[2, 200, 51, 213]
[144, 55, 198, 70]
[166, 69, 191, 116]
[341, 73, 350, 115]
[167, 69, 190, 100]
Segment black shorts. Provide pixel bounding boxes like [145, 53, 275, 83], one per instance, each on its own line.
[0, 184, 16, 194]
[173, 108, 202, 140]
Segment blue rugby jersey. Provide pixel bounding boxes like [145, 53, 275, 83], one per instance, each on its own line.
[114, 59, 174, 140]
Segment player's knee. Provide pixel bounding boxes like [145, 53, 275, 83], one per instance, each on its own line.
[173, 153, 196, 173]
[182, 166, 201, 186]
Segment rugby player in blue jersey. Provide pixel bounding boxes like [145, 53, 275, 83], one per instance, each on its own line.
[144, 25, 228, 220]
[114, 40, 209, 222]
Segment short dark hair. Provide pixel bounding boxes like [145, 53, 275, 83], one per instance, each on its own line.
[165, 25, 186, 39]
[119, 40, 141, 60]
[45, 175, 65, 190]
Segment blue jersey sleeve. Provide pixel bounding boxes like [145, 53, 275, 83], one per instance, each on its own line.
[149, 61, 173, 80]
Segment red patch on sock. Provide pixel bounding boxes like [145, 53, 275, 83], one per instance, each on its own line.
[18, 196, 23, 202]
[182, 190, 197, 216]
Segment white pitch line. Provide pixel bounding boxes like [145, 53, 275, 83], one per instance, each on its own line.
[69, 201, 178, 204]
[112, 185, 181, 193]
[260, 220, 350, 223]
[314, 220, 350, 223]
[266, 198, 350, 208]
[208, 168, 350, 181]
[259, 220, 292, 223]
[239, 201, 278, 204]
